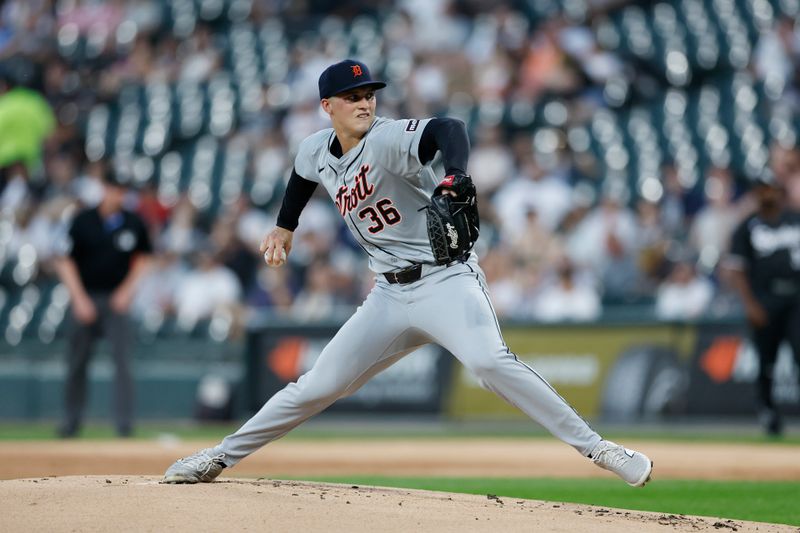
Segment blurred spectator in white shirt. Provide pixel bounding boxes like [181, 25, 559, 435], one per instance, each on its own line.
[468, 125, 515, 194]
[493, 157, 572, 238]
[566, 181, 636, 268]
[754, 16, 799, 96]
[282, 99, 330, 152]
[175, 249, 241, 329]
[409, 59, 448, 109]
[22, 196, 77, 261]
[400, 0, 468, 52]
[131, 251, 185, 322]
[532, 257, 601, 322]
[0, 161, 30, 215]
[178, 24, 220, 82]
[481, 245, 526, 318]
[288, 198, 339, 266]
[290, 260, 340, 321]
[655, 260, 713, 320]
[160, 196, 205, 256]
[510, 207, 563, 274]
[689, 168, 741, 271]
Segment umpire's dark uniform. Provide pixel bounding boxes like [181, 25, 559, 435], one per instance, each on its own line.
[61, 205, 152, 437]
[729, 208, 800, 432]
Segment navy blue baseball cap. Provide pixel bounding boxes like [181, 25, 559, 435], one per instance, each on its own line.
[318, 59, 386, 100]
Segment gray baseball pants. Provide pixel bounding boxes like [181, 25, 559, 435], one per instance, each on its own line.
[216, 256, 602, 464]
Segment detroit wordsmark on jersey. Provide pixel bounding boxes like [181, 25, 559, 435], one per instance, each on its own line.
[294, 117, 439, 273]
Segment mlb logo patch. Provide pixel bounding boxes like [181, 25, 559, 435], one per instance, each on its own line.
[405, 119, 420, 132]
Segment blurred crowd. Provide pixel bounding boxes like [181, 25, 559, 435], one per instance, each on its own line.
[1, 0, 799, 331]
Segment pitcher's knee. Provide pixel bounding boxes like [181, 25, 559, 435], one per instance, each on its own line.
[291, 379, 345, 409]
[466, 356, 506, 380]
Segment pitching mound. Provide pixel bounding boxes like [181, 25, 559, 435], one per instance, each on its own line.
[2, 476, 794, 533]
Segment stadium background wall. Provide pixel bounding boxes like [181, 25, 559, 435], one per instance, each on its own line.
[1, 318, 797, 421]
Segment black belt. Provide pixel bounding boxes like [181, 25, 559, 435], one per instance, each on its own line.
[383, 264, 422, 284]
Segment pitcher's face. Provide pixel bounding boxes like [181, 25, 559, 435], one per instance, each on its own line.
[322, 87, 377, 138]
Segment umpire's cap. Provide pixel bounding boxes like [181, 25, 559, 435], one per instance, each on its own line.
[318, 59, 386, 100]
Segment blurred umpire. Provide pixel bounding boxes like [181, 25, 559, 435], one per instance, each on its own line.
[55, 170, 152, 438]
[727, 171, 800, 436]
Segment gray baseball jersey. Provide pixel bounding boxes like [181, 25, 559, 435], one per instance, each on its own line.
[213, 117, 602, 466]
[294, 117, 437, 273]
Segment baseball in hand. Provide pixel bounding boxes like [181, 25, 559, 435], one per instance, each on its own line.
[265, 248, 287, 267]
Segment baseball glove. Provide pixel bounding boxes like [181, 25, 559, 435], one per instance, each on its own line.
[421, 174, 480, 265]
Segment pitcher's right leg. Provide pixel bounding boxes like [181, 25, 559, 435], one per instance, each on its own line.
[163, 284, 415, 483]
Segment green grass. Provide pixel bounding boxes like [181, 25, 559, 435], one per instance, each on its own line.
[1, 421, 799, 445]
[295, 476, 800, 526]
[0, 422, 240, 441]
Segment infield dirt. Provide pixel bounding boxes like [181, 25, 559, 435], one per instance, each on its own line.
[1, 438, 798, 480]
[1, 439, 799, 532]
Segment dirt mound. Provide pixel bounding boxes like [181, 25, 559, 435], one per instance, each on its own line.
[2, 476, 794, 533]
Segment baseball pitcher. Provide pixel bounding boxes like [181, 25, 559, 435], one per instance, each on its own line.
[163, 59, 653, 487]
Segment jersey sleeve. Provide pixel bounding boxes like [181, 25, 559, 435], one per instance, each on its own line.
[373, 118, 433, 177]
[292, 131, 330, 184]
[727, 219, 752, 271]
[276, 168, 318, 231]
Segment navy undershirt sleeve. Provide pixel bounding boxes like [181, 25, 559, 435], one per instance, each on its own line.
[276, 168, 318, 231]
[418, 117, 470, 175]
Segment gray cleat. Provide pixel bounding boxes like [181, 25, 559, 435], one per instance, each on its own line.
[162, 448, 227, 484]
[590, 440, 653, 487]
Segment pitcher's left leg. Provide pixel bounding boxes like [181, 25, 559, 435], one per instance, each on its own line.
[413, 262, 601, 456]
[412, 261, 652, 486]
